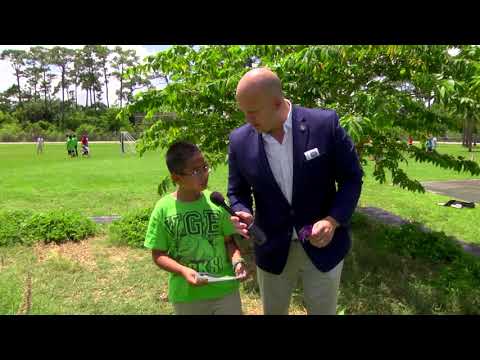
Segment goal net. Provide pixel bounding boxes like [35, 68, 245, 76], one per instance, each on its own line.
[120, 131, 137, 154]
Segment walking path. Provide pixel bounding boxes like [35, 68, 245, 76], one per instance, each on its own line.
[421, 179, 480, 203]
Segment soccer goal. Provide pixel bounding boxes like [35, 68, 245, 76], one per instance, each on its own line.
[120, 131, 136, 154]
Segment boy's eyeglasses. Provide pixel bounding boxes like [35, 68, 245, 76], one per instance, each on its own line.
[181, 164, 211, 177]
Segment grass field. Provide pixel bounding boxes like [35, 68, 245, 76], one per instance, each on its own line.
[1, 142, 479, 315]
[1, 142, 478, 243]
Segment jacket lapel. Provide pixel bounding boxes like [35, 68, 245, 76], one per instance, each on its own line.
[292, 105, 309, 206]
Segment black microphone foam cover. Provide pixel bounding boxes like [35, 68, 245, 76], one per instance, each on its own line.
[210, 191, 225, 206]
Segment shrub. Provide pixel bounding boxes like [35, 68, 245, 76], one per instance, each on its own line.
[23, 210, 97, 245]
[0, 123, 26, 142]
[375, 223, 465, 263]
[108, 207, 152, 248]
[0, 210, 35, 246]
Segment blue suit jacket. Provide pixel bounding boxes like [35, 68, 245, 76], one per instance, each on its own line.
[227, 105, 363, 274]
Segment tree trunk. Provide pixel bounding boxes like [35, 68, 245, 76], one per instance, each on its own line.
[467, 119, 473, 152]
[85, 89, 88, 107]
[119, 65, 123, 108]
[15, 70, 22, 105]
[61, 68, 65, 129]
[104, 67, 109, 108]
[43, 71, 48, 119]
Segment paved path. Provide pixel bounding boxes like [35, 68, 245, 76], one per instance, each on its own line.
[421, 179, 480, 203]
[90, 215, 122, 224]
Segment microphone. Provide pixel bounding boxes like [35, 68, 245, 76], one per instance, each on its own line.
[210, 191, 267, 246]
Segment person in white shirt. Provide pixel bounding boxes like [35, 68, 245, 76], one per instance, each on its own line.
[227, 68, 363, 315]
[36, 136, 44, 155]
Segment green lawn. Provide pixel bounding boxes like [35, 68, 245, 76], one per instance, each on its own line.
[0, 143, 230, 216]
[1, 143, 479, 244]
[1, 142, 480, 315]
[359, 144, 480, 245]
[3, 216, 479, 315]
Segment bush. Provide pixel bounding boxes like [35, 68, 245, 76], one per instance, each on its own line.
[0, 123, 26, 142]
[353, 212, 480, 299]
[0, 210, 35, 246]
[108, 207, 152, 248]
[75, 124, 98, 138]
[23, 210, 97, 245]
[375, 223, 465, 263]
[0, 111, 17, 126]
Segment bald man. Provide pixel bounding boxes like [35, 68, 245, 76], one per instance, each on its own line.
[227, 68, 363, 315]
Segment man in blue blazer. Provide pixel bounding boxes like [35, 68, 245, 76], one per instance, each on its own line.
[227, 68, 363, 315]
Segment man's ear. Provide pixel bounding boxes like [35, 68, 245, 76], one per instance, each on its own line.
[273, 96, 283, 109]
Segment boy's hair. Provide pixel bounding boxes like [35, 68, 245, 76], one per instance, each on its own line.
[166, 141, 200, 175]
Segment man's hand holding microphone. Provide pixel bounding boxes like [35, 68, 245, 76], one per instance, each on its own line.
[210, 192, 267, 245]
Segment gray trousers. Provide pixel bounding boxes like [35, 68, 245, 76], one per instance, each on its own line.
[257, 240, 344, 315]
[173, 289, 243, 315]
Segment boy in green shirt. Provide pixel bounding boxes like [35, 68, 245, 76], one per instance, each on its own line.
[66, 135, 74, 157]
[144, 141, 248, 315]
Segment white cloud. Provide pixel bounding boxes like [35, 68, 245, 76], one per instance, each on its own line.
[0, 45, 169, 106]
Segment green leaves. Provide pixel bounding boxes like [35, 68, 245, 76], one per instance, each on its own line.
[127, 45, 480, 193]
[108, 207, 153, 248]
[0, 209, 97, 246]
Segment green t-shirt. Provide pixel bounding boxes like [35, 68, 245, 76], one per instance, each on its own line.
[66, 138, 75, 150]
[144, 190, 238, 303]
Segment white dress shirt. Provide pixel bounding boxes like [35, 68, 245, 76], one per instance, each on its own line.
[262, 100, 298, 239]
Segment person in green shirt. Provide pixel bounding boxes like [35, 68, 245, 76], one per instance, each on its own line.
[66, 135, 74, 157]
[144, 141, 248, 315]
[72, 134, 79, 157]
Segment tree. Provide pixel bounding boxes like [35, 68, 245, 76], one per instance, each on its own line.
[24, 58, 43, 103]
[94, 45, 111, 108]
[124, 45, 480, 195]
[438, 45, 480, 152]
[68, 50, 84, 108]
[50, 46, 75, 128]
[29, 46, 55, 118]
[111, 47, 138, 108]
[0, 49, 27, 106]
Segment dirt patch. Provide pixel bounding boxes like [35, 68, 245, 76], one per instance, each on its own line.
[33, 239, 97, 270]
[16, 272, 33, 315]
[240, 293, 307, 315]
[95, 244, 146, 264]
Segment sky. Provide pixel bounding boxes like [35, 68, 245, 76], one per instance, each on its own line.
[0, 45, 171, 106]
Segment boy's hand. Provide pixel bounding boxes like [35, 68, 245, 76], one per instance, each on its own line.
[181, 267, 208, 286]
[230, 211, 253, 239]
[234, 262, 248, 282]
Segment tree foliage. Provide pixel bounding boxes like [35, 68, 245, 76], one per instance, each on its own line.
[123, 45, 480, 195]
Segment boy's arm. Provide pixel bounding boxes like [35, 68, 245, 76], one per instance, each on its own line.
[152, 250, 207, 286]
[225, 235, 247, 280]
